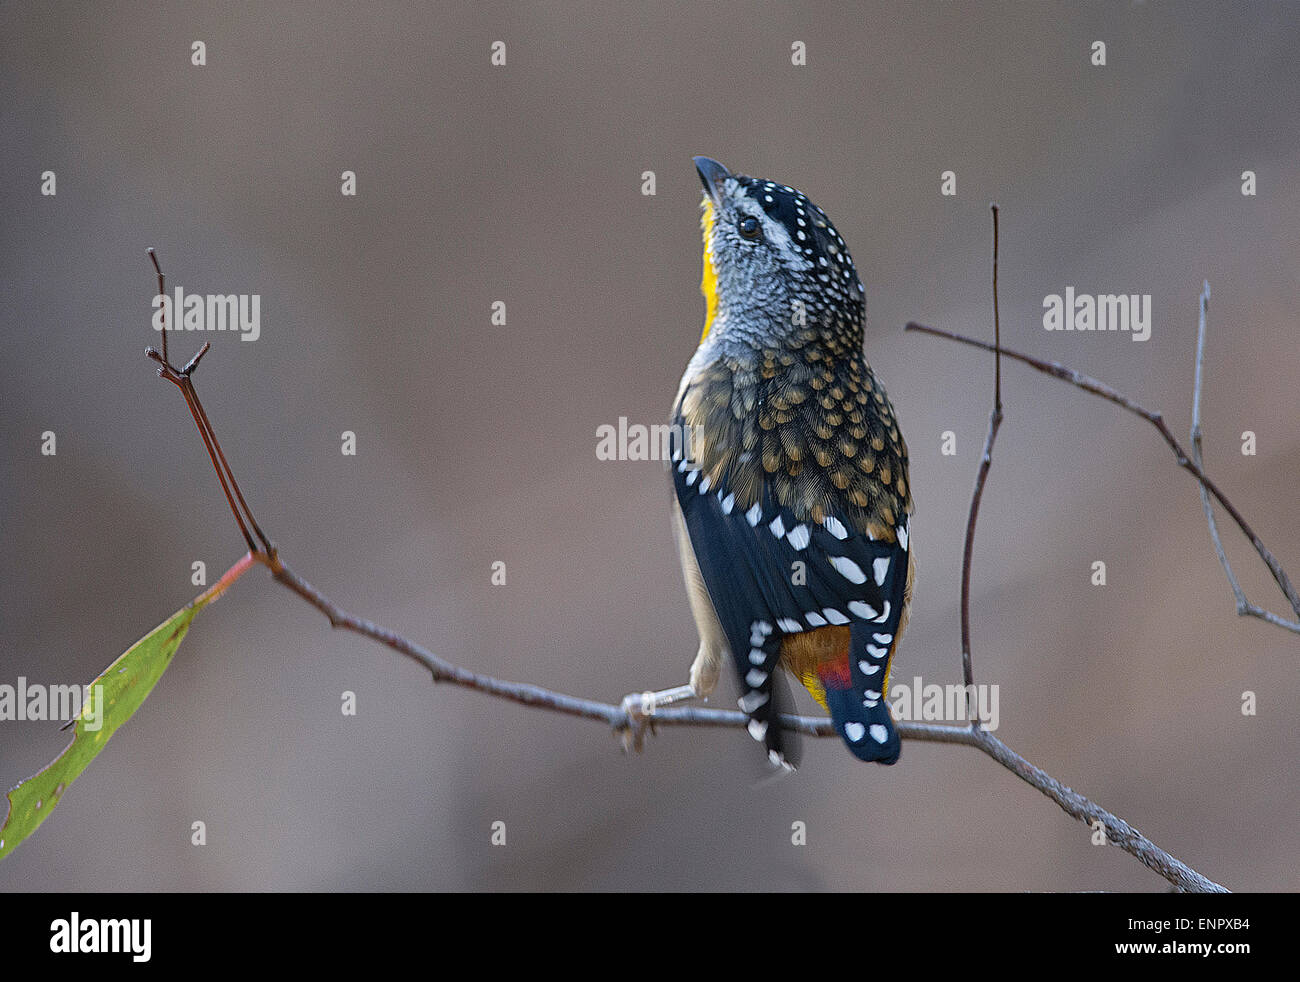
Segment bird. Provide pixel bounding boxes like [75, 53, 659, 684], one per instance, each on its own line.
[654, 156, 914, 768]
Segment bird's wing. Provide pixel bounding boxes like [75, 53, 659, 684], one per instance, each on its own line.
[672, 450, 910, 763]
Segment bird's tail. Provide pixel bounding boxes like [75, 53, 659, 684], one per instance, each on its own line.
[820, 663, 900, 764]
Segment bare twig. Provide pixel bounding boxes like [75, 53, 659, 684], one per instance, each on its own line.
[148, 247, 167, 368]
[959, 205, 1003, 704]
[145, 252, 271, 557]
[262, 555, 1228, 892]
[964, 727, 1224, 892]
[992, 204, 1002, 413]
[905, 322, 1300, 620]
[1190, 282, 1300, 633]
[910, 212, 1224, 891]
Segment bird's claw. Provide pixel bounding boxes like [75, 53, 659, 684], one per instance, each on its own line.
[618, 691, 660, 753]
[617, 685, 696, 753]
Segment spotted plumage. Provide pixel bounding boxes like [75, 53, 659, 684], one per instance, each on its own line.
[671, 157, 914, 766]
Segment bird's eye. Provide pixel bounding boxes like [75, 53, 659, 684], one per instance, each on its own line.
[738, 215, 762, 240]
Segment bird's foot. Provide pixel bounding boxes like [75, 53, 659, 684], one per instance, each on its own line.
[618, 684, 696, 753]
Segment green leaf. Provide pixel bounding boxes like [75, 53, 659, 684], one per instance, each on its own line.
[0, 553, 254, 861]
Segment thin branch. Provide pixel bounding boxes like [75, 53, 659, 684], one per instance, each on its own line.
[905, 321, 1300, 621]
[258, 553, 1226, 893]
[992, 204, 1002, 414]
[1190, 282, 1300, 633]
[964, 727, 1224, 892]
[141, 251, 1230, 893]
[145, 251, 271, 556]
[959, 205, 1003, 703]
[919, 212, 1222, 891]
[148, 247, 167, 368]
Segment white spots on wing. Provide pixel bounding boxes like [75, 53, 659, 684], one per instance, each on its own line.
[746, 668, 768, 687]
[872, 633, 892, 644]
[698, 474, 711, 493]
[822, 607, 849, 625]
[866, 644, 888, 659]
[786, 524, 810, 550]
[872, 556, 890, 586]
[739, 690, 769, 713]
[746, 503, 762, 527]
[897, 525, 909, 551]
[858, 660, 881, 675]
[804, 610, 827, 627]
[869, 724, 889, 744]
[776, 617, 803, 633]
[829, 556, 866, 584]
[844, 722, 866, 743]
[748, 719, 768, 742]
[847, 600, 879, 620]
[873, 601, 891, 623]
[677, 458, 690, 473]
[822, 516, 849, 540]
[719, 491, 735, 514]
[749, 648, 766, 665]
[685, 469, 699, 486]
[768, 515, 786, 539]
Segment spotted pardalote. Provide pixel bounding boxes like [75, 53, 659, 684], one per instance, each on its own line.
[668, 156, 914, 767]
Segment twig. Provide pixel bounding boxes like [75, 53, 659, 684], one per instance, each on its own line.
[1189, 282, 1300, 633]
[264, 557, 1228, 892]
[958, 205, 1003, 705]
[148, 248, 167, 368]
[910, 212, 1223, 891]
[141, 248, 1230, 893]
[905, 322, 1300, 621]
[965, 727, 1224, 892]
[248, 549, 1229, 892]
[267, 555, 964, 738]
[145, 253, 272, 557]
[992, 204, 1002, 413]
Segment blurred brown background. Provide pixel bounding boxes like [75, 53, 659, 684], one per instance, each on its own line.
[1, 2, 1297, 891]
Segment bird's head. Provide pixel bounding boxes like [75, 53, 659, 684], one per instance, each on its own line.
[693, 155, 864, 348]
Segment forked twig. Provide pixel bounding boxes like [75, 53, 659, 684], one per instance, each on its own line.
[905, 322, 1300, 623]
[1189, 282, 1299, 633]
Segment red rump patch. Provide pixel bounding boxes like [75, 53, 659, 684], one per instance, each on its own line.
[816, 658, 852, 691]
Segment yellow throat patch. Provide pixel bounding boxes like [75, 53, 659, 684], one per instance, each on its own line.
[699, 198, 719, 342]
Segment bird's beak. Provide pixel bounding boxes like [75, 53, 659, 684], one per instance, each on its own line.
[693, 156, 730, 208]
